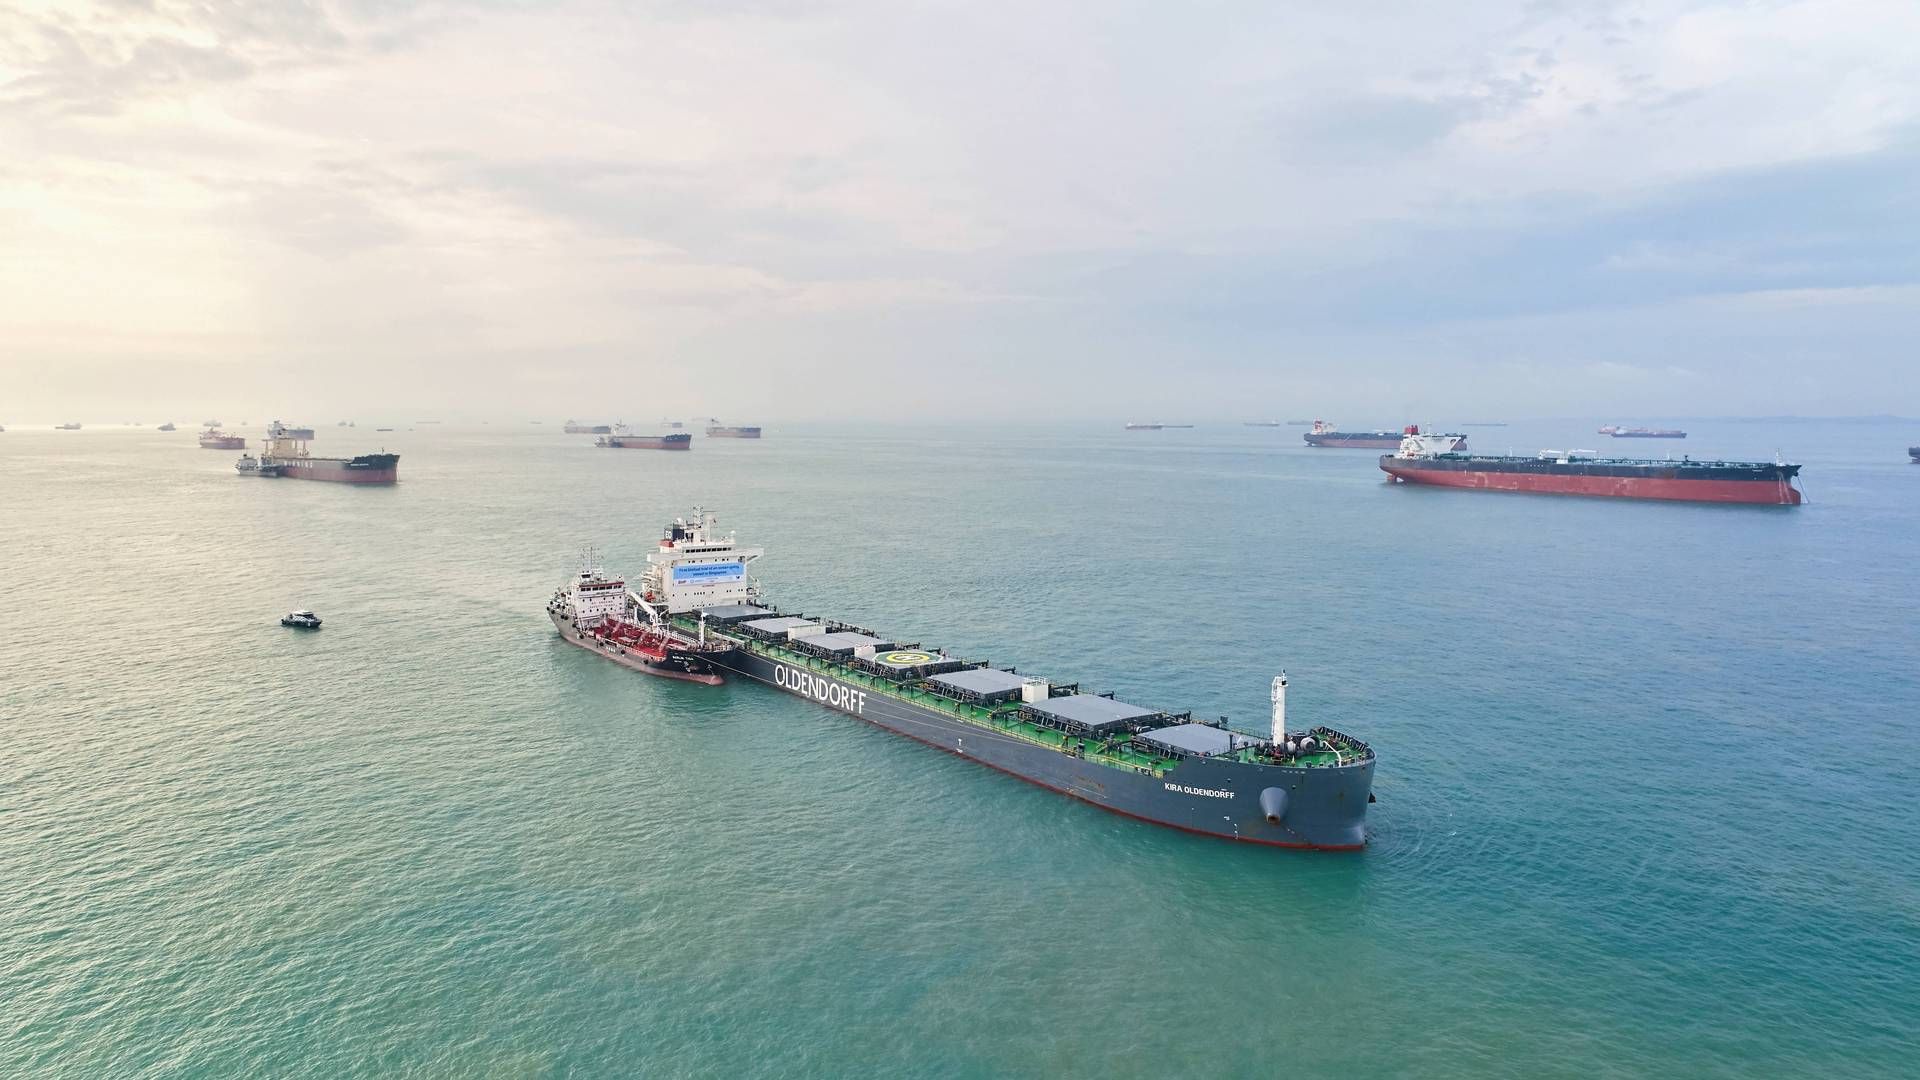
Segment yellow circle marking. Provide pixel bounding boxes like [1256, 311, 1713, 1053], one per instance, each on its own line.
[884, 651, 934, 664]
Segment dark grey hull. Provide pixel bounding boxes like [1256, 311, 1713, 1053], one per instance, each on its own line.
[713, 649, 1373, 850]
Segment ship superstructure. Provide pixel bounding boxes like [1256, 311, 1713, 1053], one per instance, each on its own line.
[608, 509, 1376, 850]
[633, 509, 765, 622]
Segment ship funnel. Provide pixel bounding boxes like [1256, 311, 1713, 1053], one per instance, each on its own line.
[1270, 672, 1288, 746]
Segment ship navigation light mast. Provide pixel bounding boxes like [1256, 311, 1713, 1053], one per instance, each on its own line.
[1271, 672, 1288, 748]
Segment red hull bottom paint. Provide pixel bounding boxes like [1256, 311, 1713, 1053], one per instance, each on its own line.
[1382, 464, 1801, 504]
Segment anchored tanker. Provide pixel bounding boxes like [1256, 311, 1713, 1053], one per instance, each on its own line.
[556, 509, 1377, 850]
[1305, 419, 1464, 450]
[1382, 430, 1801, 504]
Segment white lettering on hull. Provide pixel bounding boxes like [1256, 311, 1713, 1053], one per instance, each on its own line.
[773, 664, 867, 716]
[1165, 782, 1236, 800]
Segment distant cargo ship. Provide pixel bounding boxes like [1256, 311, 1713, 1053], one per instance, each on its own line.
[705, 420, 762, 438]
[597, 430, 691, 451]
[1124, 422, 1164, 430]
[158, 422, 176, 432]
[1286, 420, 1310, 426]
[248, 420, 398, 482]
[1244, 421, 1285, 427]
[1382, 431, 1800, 504]
[199, 429, 245, 449]
[1910, 446, 1919, 464]
[1306, 420, 1464, 451]
[56, 422, 81, 430]
[564, 420, 613, 434]
[1610, 427, 1687, 439]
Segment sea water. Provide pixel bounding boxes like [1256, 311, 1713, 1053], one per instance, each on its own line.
[2, 421, 1915, 1077]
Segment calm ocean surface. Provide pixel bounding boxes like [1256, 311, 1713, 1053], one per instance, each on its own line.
[3, 421, 1915, 1078]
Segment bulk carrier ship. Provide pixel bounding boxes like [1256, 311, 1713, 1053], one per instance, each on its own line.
[597, 427, 691, 450]
[199, 428, 245, 449]
[1382, 431, 1801, 504]
[705, 419, 762, 438]
[551, 510, 1376, 850]
[249, 421, 399, 483]
[1305, 419, 1463, 450]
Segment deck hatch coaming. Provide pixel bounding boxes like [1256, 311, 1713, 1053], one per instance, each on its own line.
[1022, 693, 1158, 733]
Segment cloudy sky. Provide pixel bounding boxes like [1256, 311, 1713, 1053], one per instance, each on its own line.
[3, 0, 1917, 422]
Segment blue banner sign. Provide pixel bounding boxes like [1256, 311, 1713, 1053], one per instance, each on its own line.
[673, 562, 744, 584]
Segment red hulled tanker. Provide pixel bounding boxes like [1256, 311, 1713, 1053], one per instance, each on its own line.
[1381, 431, 1800, 505]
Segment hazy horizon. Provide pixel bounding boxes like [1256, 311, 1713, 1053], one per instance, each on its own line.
[5, 1, 1918, 422]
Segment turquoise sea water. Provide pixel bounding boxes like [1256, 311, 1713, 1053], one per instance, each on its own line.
[2, 421, 1916, 1077]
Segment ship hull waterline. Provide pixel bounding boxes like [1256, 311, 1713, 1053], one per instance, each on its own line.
[707, 648, 1372, 850]
[549, 610, 725, 685]
[1381, 461, 1801, 504]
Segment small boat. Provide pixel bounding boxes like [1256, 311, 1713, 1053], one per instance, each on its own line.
[281, 610, 322, 629]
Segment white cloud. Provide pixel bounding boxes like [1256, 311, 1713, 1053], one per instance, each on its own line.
[1, 0, 1917, 420]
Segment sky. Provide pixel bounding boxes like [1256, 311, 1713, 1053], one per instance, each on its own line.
[2, 0, 1917, 424]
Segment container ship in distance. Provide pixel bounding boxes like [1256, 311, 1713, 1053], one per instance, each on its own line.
[1305, 420, 1463, 451]
[251, 420, 399, 482]
[705, 419, 761, 438]
[591, 509, 1376, 850]
[1382, 431, 1801, 504]
[597, 429, 691, 450]
[199, 428, 245, 449]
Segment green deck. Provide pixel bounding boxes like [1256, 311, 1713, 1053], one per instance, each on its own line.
[675, 617, 1356, 777]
